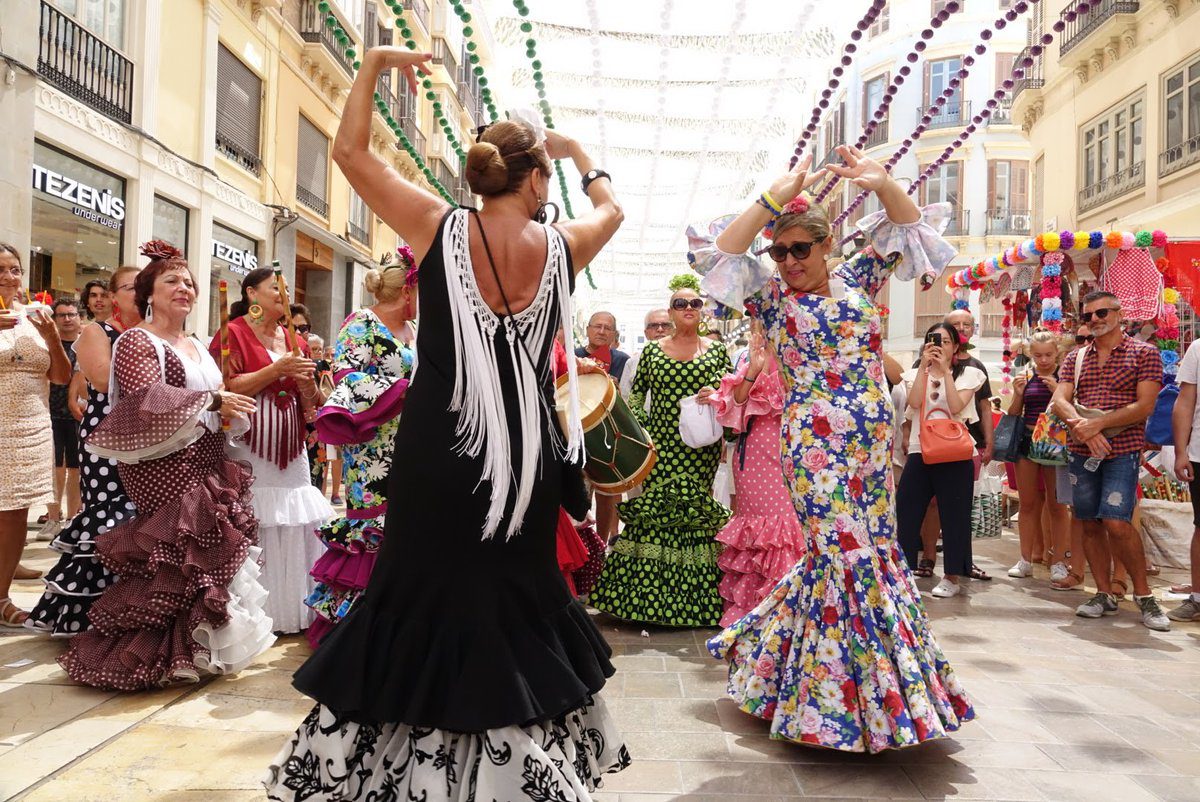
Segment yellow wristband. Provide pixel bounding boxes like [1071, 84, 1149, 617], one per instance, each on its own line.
[760, 191, 784, 214]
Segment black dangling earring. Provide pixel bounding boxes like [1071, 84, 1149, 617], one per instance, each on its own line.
[535, 200, 560, 225]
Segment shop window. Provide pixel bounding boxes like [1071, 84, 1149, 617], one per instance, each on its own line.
[297, 115, 331, 217]
[1162, 54, 1200, 177]
[216, 44, 263, 175]
[1079, 91, 1145, 212]
[153, 196, 189, 255]
[209, 223, 259, 334]
[49, 0, 126, 50]
[29, 140, 124, 298]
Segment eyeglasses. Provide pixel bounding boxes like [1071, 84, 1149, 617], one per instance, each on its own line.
[646, 322, 672, 330]
[756, 237, 827, 263]
[54, 311, 80, 319]
[1075, 334, 1095, 345]
[670, 298, 705, 311]
[296, 324, 311, 334]
[1080, 307, 1120, 323]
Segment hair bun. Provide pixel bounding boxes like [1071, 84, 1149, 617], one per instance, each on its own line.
[364, 268, 384, 296]
[465, 141, 509, 196]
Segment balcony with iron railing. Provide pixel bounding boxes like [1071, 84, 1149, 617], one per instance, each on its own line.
[1078, 161, 1145, 213]
[985, 208, 1032, 236]
[863, 121, 889, 149]
[943, 208, 971, 237]
[1060, 0, 1140, 56]
[1160, 134, 1200, 179]
[431, 37, 458, 81]
[1011, 45, 1044, 106]
[216, 131, 262, 176]
[297, 185, 329, 218]
[300, 0, 356, 79]
[348, 219, 370, 246]
[989, 95, 1014, 126]
[920, 100, 970, 131]
[404, 0, 431, 35]
[38, 1, 133, 124]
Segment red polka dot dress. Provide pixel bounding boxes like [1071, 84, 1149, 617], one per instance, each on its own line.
[59, 328, 274, 690]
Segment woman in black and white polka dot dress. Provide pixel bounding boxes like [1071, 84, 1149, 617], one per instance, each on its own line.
[25, 267, 141, 637]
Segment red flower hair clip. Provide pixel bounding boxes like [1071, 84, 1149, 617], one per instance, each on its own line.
[397, 245, 419, 287]
[139, 240, 184, 262]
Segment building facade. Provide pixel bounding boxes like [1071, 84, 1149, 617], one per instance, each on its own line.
[1011, 0, 1200, 249]
[818, 0, 1032, 361]
[0, 0, 492, 343]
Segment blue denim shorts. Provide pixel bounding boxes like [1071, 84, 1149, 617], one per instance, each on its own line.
[1068, 452, 1140, 522]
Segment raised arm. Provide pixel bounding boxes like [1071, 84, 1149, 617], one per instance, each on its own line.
[545, 131, 623, 271]
[332, 47, 446, 262]
[715, 154, 825, 255]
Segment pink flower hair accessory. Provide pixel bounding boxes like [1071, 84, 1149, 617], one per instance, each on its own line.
[397, 244, 419, 287]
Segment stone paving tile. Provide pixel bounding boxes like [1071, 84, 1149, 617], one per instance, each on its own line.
[2, 529, 1196, 800]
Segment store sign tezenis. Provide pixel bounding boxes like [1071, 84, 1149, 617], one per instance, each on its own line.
[212, 240, 258, 275]
[31, 164, 125, 230]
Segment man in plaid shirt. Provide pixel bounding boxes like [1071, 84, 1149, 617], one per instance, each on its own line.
[1051, 291, 1169, 631]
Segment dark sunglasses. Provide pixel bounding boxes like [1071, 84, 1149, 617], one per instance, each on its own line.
[1075, 334, 1095, 345]
[1080, 307, 1119, 323]
[670, 298, 705, 311]
[296, 323, 311, 334]
[756, 237, 827, 263]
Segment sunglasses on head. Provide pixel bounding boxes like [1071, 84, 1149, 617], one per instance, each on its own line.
[755, 237, 827, 263]
[1075, 334, 1094, 344]
[1080, 307, 1119, 323]
[670, 298, 705, 311]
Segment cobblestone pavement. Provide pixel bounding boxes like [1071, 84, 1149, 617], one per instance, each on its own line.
[2, 529, 1198, 801]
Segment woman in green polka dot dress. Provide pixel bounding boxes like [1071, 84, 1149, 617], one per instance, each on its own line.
[590, 276, 732, 626]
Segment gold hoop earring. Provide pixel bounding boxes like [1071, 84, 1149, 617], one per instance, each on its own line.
[248, 302, 264, 321]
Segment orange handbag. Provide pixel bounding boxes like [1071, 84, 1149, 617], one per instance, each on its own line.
[919, 377, 975, 464]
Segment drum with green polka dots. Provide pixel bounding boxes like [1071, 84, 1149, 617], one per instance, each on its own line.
[589, 339, 732, 627]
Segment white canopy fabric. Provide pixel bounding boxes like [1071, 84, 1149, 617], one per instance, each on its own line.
[481, 0, 868, 331]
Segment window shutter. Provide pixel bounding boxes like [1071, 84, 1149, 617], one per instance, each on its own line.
[1013, 161, 1029, 210]
[987, 160, 996, 209]
[297, 115, 330, 202]
[216, 44, 262, 160]
[995, 53, 1016, 89]
[365, 3, 377, 49]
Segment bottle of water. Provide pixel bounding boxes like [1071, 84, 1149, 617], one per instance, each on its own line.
[1084, 456, 1103, 472]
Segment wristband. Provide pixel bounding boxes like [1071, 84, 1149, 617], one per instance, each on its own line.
[760, 191, 784, 214]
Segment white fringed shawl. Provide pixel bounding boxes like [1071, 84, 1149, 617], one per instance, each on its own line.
[442, 209, 583, 541]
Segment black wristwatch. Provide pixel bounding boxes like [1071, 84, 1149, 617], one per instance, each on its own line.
[581, 169, 611, 194]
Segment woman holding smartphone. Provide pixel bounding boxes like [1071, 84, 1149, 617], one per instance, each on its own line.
[897, 323, 987, 598]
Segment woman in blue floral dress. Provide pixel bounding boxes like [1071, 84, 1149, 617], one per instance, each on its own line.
[305, 254, 417, 648]
[689, 145, 975, 753]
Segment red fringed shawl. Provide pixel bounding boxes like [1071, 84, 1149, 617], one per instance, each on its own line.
[211, 316, 309, 470]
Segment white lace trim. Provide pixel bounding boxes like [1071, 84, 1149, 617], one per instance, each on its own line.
[443, 208, 583, 541]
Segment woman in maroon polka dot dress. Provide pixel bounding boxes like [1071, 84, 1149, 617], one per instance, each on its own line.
[59, 242, 275, 690]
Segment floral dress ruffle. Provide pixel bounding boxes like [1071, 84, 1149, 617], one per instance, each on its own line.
[710, 356, 806, 627]
[306, 310, 413, 648]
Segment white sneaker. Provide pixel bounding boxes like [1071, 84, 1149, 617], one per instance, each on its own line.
[1008, 559, 1034, 578]
[1049, 562, 1069, 582]
[931, 577, 962, 598]
[35, 520, 62, 542]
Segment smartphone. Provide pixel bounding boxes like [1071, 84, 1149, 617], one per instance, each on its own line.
[925, 332, 943, 347]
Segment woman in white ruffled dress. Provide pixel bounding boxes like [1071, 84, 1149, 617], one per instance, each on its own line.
[214, 267, 334, 634]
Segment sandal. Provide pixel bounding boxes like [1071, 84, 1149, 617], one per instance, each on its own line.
[1146, 564, 1161, 577]
[915, 559, 935, 578]
[970, 564, 993, 581]
[0, 598, 28, 628]
[1170, 583, 1194, 594]
[1052, 571, 1085, 591]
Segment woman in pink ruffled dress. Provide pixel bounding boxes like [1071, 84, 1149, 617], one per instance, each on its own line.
[711, 322, 805, 626]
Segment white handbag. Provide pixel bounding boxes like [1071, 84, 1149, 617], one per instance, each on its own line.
[678, 394, 723, 448]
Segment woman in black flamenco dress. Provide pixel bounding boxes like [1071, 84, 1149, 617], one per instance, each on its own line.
[266, 47, 628, 801]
